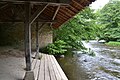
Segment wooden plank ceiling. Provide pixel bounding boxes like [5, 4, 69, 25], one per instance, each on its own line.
[0, 0, 96, 28]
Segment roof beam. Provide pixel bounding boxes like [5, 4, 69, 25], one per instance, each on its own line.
[0, 19, 57, 23]
[30, 4, 49, 24]
[58, 11, 70, 19]
[81, 0, 91, 6]
[69, 4, 78, 13]
[52, 6, 60, 20]
[57, 14, 68, 21]
[0, 0, 70, 3]
[59, 8, 73, 17]
[36, 20, 57, 23]
[0, 1, 70, 6]
[41, 7, 56, 19]
[0, 3, 9, 9]
[72, 0, 84, 9]
[62, 7, 75, 15]
[38, 23, 45, 31]
[50, 5, 60, 27]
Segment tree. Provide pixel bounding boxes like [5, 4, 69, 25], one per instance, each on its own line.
[53, 7, 98, 50]
[97, 0, 120, 41]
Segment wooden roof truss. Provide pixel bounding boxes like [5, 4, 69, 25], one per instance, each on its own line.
[0, 0, 95, 28]
[0, 0, 96, 79]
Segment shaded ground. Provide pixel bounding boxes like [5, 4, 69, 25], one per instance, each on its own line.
[0, 47, 25, 80]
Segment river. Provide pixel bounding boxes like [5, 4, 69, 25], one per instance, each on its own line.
[57, 40, 120, 80]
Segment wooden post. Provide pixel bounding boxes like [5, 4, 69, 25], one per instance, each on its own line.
[35, 23, 45, 58]
[24, 2, 32, 71]
[36, 22, 39, 56]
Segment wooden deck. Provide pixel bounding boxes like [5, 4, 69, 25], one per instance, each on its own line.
[31, 53, 68, 80]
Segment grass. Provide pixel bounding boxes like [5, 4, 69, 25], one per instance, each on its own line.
[106, 41, 120, 47]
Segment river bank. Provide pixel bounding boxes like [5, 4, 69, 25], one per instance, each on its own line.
[106, 41, 120, 47]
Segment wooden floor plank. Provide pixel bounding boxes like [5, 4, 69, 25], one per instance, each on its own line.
[32, 53, 68, 80]
[38, 54, 45, 80]
[31, 59, 37, 70]
[49, 55, 61, 80]
[51, 56, 68, 80]
[34, 59, 40, 80]
[52, 56, 68, 80]
[44, 54, 50, 80]
[47, 55, 56, 80]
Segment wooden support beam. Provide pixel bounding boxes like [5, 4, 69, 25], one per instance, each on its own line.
[50, 10, 68, 23]
[24, 2, 32, 71]
[37, 20, 57, 23]
[0, 3, 9, 9]
[36, 22, 39, 56]
[0, 1, 70, 6]
[30, 4, 49, 24]
[1, 0, 70, 3]
[42, 7, 58, 19]
[35, 23, 45, 57]
[16, 5, 25, 18]
[0, 19, 57, 23]
[52, 6, 61, 21]
[38, 23, 45, 31]
[50, 5, 60, 27]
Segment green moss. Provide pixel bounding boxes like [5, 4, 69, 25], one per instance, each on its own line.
[106, 41, 120, 47]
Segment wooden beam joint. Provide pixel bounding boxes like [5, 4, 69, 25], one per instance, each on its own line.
[50, 5, 60, 27]
[30, 4, 49, 24]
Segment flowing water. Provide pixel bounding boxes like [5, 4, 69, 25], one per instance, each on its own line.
[57, 40, 120, 80]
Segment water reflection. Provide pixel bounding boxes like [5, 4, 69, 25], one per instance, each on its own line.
[57, 54, 90, 80]
[57, 40, 120, 80]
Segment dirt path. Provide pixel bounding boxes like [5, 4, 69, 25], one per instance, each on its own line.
[0, 47, 25, 80]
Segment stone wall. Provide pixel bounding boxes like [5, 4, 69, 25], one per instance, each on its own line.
[0, 23, 53, 49]
[0, 23, 24, 47]
[31, 23, 53, 49]
[39, 24, 53, 48]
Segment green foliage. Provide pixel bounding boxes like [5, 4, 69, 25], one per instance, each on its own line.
[106, 41, 120, 47]
[53, 7, 98, 50]
[80, 48, 96, 56]
[97, 0, 120, 41]
[47, 0, 120, 55]
[46, 40, 68, 55]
